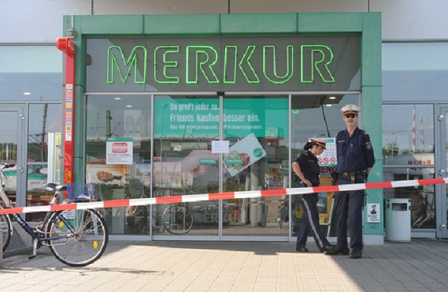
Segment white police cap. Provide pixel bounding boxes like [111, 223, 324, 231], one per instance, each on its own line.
[341, 104, 360, 115]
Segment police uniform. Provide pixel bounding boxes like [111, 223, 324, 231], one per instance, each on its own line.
[294, 139, 332, 252]
[326, 104, 375, 259]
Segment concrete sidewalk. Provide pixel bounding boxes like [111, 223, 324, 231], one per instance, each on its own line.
[1, 239, 448, 292]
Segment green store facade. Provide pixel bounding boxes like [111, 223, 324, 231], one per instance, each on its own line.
[61, 13, 383, 243]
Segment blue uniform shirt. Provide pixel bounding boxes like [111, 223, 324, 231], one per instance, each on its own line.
[336, 127, 375, 173]
[295, 151, 320, 182]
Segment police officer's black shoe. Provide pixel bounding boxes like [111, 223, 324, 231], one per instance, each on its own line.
[319, 245, 335, 253]
[349, 249, 362, 259]
[324, 247, 349, 255]
[296, 247, 308, 253]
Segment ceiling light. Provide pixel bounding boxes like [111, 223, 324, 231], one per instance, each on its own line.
[23, 92, 31, 95]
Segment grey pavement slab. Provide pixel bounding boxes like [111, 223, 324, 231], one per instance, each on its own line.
[1, 239, 448, 292]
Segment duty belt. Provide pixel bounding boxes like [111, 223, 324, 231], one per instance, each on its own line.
[339, 171, 359, 180]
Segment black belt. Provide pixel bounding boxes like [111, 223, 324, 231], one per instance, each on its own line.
[339, 170, 361, 180]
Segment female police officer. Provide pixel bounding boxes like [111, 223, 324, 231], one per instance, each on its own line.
[293, 138, 334, 253]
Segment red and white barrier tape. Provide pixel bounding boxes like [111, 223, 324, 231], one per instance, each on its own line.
[1, 177, 447, 215]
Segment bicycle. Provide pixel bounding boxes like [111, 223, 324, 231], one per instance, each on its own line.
[0, 163, 109, 267]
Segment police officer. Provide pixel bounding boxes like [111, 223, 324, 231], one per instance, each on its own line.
[325, 104, 375, 259]
[293, 138, 334, 253]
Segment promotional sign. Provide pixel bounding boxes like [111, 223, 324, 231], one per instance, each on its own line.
[154, 98, 288, 138]
[106, 138, 133, 165]
[223, 133, 266, 176]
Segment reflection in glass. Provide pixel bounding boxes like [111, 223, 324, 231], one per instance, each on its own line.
[25, 104, 62, 221]
[291, 94, 358, 237]
[0, 111, 18, 207]
[383, 167, 436, 229]
[153, 96, 220, 236]
[382, 104, 434, 165]
[223, 96, 289, 236]
[85, 95, 151, 235]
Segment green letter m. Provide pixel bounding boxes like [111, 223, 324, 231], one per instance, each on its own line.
[107, 45, 147, 84]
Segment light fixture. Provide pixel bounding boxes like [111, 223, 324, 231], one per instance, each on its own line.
[114, 97, 121, 100]
[23, 92, 31, 96]
[329, 96, 336, 100]
[126, 105, 132, 108]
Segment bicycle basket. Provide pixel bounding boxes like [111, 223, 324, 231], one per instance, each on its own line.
[66, 183, 96, 201]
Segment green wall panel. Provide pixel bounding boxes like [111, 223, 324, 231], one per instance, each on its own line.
[79, 15, 144, 35]
[298, 13, 363, 33]
[361, 13, 382, 87]
[221, 13, 297, 34]
[144, 14, 220, 35]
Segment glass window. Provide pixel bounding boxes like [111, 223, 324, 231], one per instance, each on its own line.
[26, 103, 62, 221]
[85, 95, 152, 235]
[0, 46, 62, 101]
[383, 43, 448, 102]
[291, 94, 359, 236]
[382, 104, 434, 165]
[383, 167, 436, 229]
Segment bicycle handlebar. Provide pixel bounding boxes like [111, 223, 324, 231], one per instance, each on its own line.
[1, 163, 16, 170]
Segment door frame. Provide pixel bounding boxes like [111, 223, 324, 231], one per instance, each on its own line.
[0, 105, 27, 207]
[434, 105, 448, 238]
[436, 105, 448, 238]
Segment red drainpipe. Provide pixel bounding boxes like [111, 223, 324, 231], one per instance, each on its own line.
[56, 37, 75, 184]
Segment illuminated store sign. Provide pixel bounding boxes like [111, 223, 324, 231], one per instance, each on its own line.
[106, 44, 335, 86]
[86, 36, 360, 92]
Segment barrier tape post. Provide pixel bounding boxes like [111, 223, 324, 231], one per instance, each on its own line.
[1, 177, 447, 215]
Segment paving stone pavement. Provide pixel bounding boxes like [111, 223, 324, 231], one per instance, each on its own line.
[1, 238, 448, 292]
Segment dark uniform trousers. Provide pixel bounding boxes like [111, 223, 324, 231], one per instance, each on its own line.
[333, 177, 366, 252]
[296, 193, 330, 249]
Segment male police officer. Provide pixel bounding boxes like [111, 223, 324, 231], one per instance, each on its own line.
[325, 104, 375, 259]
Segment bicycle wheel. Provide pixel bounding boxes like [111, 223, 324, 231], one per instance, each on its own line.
[46, 209, 109, 267]
[1, 213, 12, 251]
[162, 205, 193, 235]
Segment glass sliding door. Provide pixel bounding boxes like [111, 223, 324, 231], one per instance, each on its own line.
[222, 95, 289, 237]
[0, 106, 25, 207]
[153, 95, 220, 236]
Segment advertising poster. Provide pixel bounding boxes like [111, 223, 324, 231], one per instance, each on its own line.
[86, 163, 127, 185]
[223, 133, 266, 176]
[153, 98, 288, 138]
[106, 137, 133, 165]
